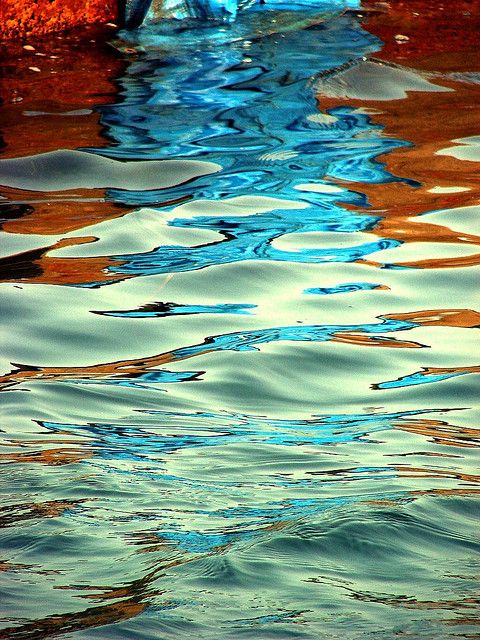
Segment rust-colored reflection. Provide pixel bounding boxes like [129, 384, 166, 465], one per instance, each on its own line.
[0, 434, 94, 466]
[0, 535, 171, 640]
[0, 499, 170, 637]
[310, 560, 480, 630]
[349, 589, 480, 628]
[312, 552, 480, 633]
[369, 309, 480, 393]
[0, 193, 193, 286]
[0, 499, 86, 529]
[0, 599, 148, 640]
[0, 447, 92, 466]
[318, 2, 480, 271]
[0, 547, 192, 640]
[0, 31, 131, 247]
[393, 465, 480, 484]
[0, 340, 207, 390]
[393, 417, 480, 449]
[0, 188, 193, 239]
[359, 252, 480, 271]
[0, 236, 126, 286]
[354, 591, 480, 612]
[384, 309, 480, 329]
[412, 488, 480, 499]
[0, 187, 131, 236]
[0, 32, 124, 159]
[331, 332, 424, 349]
[361, 0, 480, 67]
[0, 560, 30, 573]
[0, 307, 478, 391]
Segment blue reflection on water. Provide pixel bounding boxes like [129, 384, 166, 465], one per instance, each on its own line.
[74, 15, 415, 285]
[51, 315, 424, 390]
[94, 302, 257, 317]
[40, 408, 439, 460]
[305, 282, 384, 295]
[39, 407, 444, 555]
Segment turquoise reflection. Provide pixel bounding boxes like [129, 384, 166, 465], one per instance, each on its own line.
[41, 408, 442, 460]
[74, 16, 414, 286]
[93, 301, 257, 318]
[305, 282, 384, 295]
[39, 407, 448, 555]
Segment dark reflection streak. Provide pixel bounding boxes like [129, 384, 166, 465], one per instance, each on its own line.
[0, 246, 46, 280]
[393, 418, 480, 448]
[306, 577, 480, 620]
[0, 203, 34, 228]
[0, 552, 210, 640]
[0, 500, 86, 529]
[0, 599, 149, 640]
[92, 300, 256, 318]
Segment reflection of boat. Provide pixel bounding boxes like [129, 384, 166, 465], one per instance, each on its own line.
[0, 0, 357, 39]
[121, 0, 360, 29]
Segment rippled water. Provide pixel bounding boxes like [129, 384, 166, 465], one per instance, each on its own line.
[1, 4, 479, 639]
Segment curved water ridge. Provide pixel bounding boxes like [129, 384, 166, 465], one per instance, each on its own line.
[0, 8, 479, 640]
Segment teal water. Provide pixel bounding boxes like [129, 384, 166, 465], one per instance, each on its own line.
[0, 6, 479, 639]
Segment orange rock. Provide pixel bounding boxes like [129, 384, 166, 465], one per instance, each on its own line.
[0, 0, 118, 39]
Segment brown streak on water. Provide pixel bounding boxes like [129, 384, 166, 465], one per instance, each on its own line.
[393, 418, 480, 449]
[0, 447, 92, 465]
[331, 332, 424, 348]
[0, 599, 148, 640]
[384, 309, 480, 328]
[0, 500, 87, 528]
[318, 4, 480, 273]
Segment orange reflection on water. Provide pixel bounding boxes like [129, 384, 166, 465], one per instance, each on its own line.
[393, 417, 480, 449]
[309, 559, 480, 628]
[0, 236, 127, 286]
[331, 332, 424, 349]
[0, 447, 92, 465]
[359, 251, 480, 271]
[0, 307, 478, 391]
[0, 342, 207, 390]
[393, 464, 480, 484]
[0, 194, 193, 286]
[384, 308, 480, 328]
[0, 598, 148, 640]
[0, 32, 124, 159]
[317, 3, 480, 272]
[0, 187, 131, 236]
[0, 188, 193, 238]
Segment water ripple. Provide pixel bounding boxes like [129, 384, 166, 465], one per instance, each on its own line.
[1, 4, 479, 639]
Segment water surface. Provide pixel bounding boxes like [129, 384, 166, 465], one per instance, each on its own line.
[0, 4, 479, 639]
